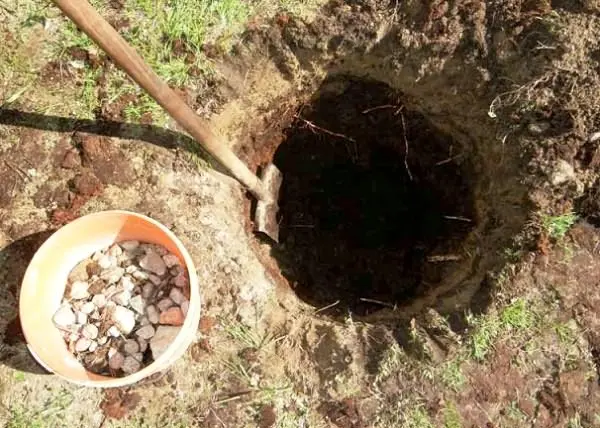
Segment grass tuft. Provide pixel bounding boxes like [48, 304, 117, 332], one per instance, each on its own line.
[403, 406, 435, 428]
[443, 402, 463, 428]
[542, 212, 577, 240]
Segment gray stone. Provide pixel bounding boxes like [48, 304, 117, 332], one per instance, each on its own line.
[70, 281, 90, 299]
[75, 337, 92, 352]
[138, 338, 148, 352]
[148, 273, 162, 286]
[139, 251, 167, 276]
[108, 351, 124, 370]
[170, 265, 184, 276]
[136, 325, 155, 340]
[122, 356, 141, 373]
[157, 298, 174, 312]
[169, 288, 186, 305]
[146, 305, 159, 324]
[101, 267, 125, 284]
[82, 324, 99, 340]
[150, 326, 181, 359]
[132, 352, 144, 362]
[139, 316, 150, 326]
[162, 254, 180, 268]
[142, 282, 155, 299]
[119, 240, 140, 251]
[130, 295, 145, 314]
[122, 339, 139, 355]
[53, 305, 76, 327]
[112, 306, 136, 334]
[172, 273, 187, 288]
[528, 122, 550, 135]
[550, 159, 576, 186]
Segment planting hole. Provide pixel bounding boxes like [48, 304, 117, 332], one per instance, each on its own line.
[271, 77, 477, 316]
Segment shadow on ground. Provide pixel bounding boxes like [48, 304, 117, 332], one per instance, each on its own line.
[0, 230, 56, 374]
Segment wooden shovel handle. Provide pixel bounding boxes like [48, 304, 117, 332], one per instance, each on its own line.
[53, 0, 266, 199]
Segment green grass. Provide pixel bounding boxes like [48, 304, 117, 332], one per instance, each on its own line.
[439, 358, 466, 391]
[403, 406, 435, 428]
[468, 298, 538, 361]
[542, 212, 578, 240]
[443, 402, 463, 428]
[7, 389, 73, 428]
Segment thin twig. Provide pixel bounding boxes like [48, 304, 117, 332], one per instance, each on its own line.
[4, 160, 28, 180]
[289, 224, 315, 228]
[443, 215, 472, 223]
[362, 104, 397, 114]
[359, 298, 396, 308]
[435, 154, 462, 166]
[314, 300, 340, 314]
[297, 117, 356, 143]
[215, 390, 255, 404]
[427, 254, 462, 262]
[399, 111, 413, 181]
[209, 408, 226, 427]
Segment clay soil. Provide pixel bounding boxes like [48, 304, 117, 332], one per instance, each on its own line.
[4, 0, 600, 427]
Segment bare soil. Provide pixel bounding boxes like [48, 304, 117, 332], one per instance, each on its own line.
[4, 0, 600, 426]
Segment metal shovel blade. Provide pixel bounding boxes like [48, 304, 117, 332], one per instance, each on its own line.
[254, 163, 283, 242]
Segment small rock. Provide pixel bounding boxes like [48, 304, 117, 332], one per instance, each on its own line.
[53, 305, 76, 327]
[89, 310, 101, 320]
[98, 254, 115, 269]
[130, 295, 145, 314]
[101, 267, 125, 284]
[91, 294, 107, 308]
[80, 301, 96, 314]
[108, 351, 124, 370]
[157, 298, 174, 312]
[113, 290, 131, 306]
[120, 240, 140, 251]
[88, 341, 98, 352]
[142, 282, 155, 299]
[162, 254, 180, 268]
[150, 326, 181, 359]
[172, 273, 188, 288]
[146, 305, 159, 324]
[527, 122, 550, 135]
[136, 325, 155, 340]
[107, 244, 123, 257]
[148, 273, 162, 286]
[550, 159, 576, 186]
[77, 312, 88, 325]
[75, 337, 92, 352]
[169, 288, 186, 305]
[125, 265, 137, 274]
[108, 347, 118, 358]
[122, 339, 140, 355]
[139, 250, 167, 276]
[87, 277, 105, 294]
[69, 332, 79, 342]
[82, 324, 99, 339]
[70, 281, 90, 299]
[139, 316, 150, 326]
[112, 306, 136, 334]
[98, 336, 108, 345]
[138, 338, 148, 352]
[159, 307, 185, 326]
[122, 356, 141, 373]
[120, 275, 135, 292]
[108, 325, 121, 337]
[590, 131, 600, 142]
[117, 253, 132, 265]
[132, 270, 149, 281]
[180, 300, 189, 318]
[69, 259, 90, 282]
[170, 265, 184, 276]
[92, 251, 103, 261]
[132, 352, 144, 362]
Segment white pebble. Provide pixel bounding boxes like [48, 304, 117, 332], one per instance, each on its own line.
[76, 312, 88, 325]
[120, 276, 136, 292]
[169, 288, 186, 305]
[132, 270, 149, 281]
[53, 305, 76, 327]
[88, 341, 98, 352]
[98, 336, 108, 345]
[75, 337, 91, 352]
[91, 294, 106, 308]
[130, 295, 145, 315]
[108, 347, 117, 358]
[162, 254, 180, 268]
[92, 251, 103, 261]
[82, 324, 99, 339]
[107, 244, 123, 257]
[80, 302, 96, 314]
[113, 290, 131, 306]
[136, 325, 155, 340]
[139, 251, 167, 276]
[125, 265, 137, 274]
[101, 267, 125, 284]
[70, 281, 90, 299]
[157, 298, 174, 312]
[112, 306, 136, 334]
[146, 305, 159, 324]
[98, 254, 115, 269]
[108, 326, 121, 337]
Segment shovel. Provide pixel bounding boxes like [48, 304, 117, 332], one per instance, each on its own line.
[53, 0, 282, 242]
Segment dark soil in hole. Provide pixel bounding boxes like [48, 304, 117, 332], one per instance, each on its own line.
[272, 77, 477, 316]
